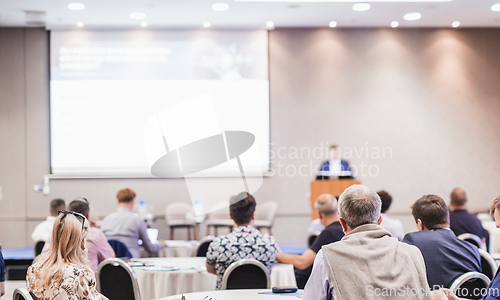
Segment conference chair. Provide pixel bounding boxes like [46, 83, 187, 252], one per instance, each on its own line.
[192, 236, 215, 257]
[221, 259, 271, 290]
[205, 202, 234, 236]
[479, 248, 498, 280]
[449, 272, 490, 300]
[458, 233, 486, 251]
[307, 232, 321, 248]
[96, 258, 141, 300]
[33, 240, 45, 257]
[108, 239, 132, 259]
[253, 202, 278, 234]
[165, 202, 197, 240]
[13, 288, 37, 300]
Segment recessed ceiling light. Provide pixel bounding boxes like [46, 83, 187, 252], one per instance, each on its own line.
[76, 21, 84, 27]
[212, 3, 229, 11]
[267, 21, 275, 28]
[492, 3, 500, 11]
[203, 21, 211, 27]
[452, 21, 460, 28]
[68, 3, 85, 10]
[130, 12, 146, 20]
[140, 21, 148, 27]
[403, 12, 422, 21]
[391, 21, 399, 28]
[353, 3, 370, 11]
[329, 21, 337, 28]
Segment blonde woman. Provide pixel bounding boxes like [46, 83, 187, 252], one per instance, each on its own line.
[27, 211, 107, 300]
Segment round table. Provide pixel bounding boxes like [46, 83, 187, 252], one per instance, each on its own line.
[131, 257, 297, 300]
[158, 289, 303, 300]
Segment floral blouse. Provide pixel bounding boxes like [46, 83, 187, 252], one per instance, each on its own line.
[27, 261, 108, 300]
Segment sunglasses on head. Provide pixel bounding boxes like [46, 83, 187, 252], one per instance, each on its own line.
[58, 210, 87, 231]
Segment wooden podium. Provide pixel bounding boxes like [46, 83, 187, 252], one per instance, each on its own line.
[310, 179, 361, 219]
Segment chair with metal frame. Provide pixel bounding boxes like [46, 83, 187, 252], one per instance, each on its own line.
[478, 248, 498, 280]
[221, 259, 271, 290]
[458, 233, 486, 251]
[96, 258, 141, 300]
[192, 236, 215, 257]
[449, 272, 490, 300]
[205, 202, 234, 236]
[33, 240, 45, 257]
[13, 288, 37, 300]
[165, 202, 197, 240]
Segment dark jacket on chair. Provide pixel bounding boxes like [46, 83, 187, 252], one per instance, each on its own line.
[403, 228, 481, 289]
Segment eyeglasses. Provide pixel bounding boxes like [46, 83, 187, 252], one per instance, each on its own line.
[58, 210, 87, 231]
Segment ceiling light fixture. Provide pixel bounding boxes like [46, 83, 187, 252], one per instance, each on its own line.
[491, 3, 500, 11]
[266, 21, 275, 28]
[203, 21, 211, 27]
[130, 12, 146, 20]
[452, 21, 460, 28]
[329, 21, 337, 28]
[76, 21, 84, 27]
[141, 21, 148, 27]
[212, 3, 229, 11]
[353, 3, 370, 11]
[68, 3, 85, 10]
[403, 12, 422, 21]
[391, 21, 399, 28]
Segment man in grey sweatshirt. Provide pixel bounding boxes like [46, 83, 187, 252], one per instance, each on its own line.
[303, 185, 432, 300]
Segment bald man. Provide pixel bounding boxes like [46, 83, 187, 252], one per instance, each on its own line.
[276, 194, 344, 288]
[449, 188, 485, 239]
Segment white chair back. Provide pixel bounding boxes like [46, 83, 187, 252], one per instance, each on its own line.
[165, 202, 194, 224]
[255, 202, 278, 224]
[13, 288, 36, 300]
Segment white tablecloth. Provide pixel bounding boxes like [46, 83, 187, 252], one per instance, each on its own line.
[158, 289, 303, 300]
[131, 257, 297, 300]
[140, 241, 197, 258]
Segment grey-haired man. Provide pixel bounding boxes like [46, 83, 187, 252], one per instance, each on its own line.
[303, 185, 432, 300]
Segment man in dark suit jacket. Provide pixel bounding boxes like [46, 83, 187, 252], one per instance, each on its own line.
[318, 145, 352, 176]
[403, 194, 481, 290]
[449, 188, 485, 239]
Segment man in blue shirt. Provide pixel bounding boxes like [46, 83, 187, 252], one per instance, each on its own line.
[403, 194, 481, 290]
[438, 195, 500, 300]
[449, 188, 485, 240]
[0, 250, 5, 297]
[276, 194, 344, 288]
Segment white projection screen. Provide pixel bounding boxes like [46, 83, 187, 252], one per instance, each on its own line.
[50, 30, 270, 177]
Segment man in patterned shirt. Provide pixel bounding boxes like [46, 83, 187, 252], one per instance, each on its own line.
[206, 192, 278, 290]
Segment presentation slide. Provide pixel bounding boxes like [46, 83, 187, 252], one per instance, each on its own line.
[50, 30, 270, 177]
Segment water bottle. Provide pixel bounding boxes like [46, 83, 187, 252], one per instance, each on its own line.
[139, 199, 148, 220]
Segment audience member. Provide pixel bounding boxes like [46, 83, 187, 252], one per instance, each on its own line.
[32, 198, 66, 242]
[449, 188, 485, 239]
[206, 192, 278, 290]
[304, 185, 431, 300]
[437, 195, 500, 300]
[68, 198, 115, 270]
[101, 188, 165, 258]
[378, 190, 404, 241]
[0, 249, 5, 297]
[403, 194, 481, 289]
[277, 194, 344, 289]
[27, 211, 107, 300]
